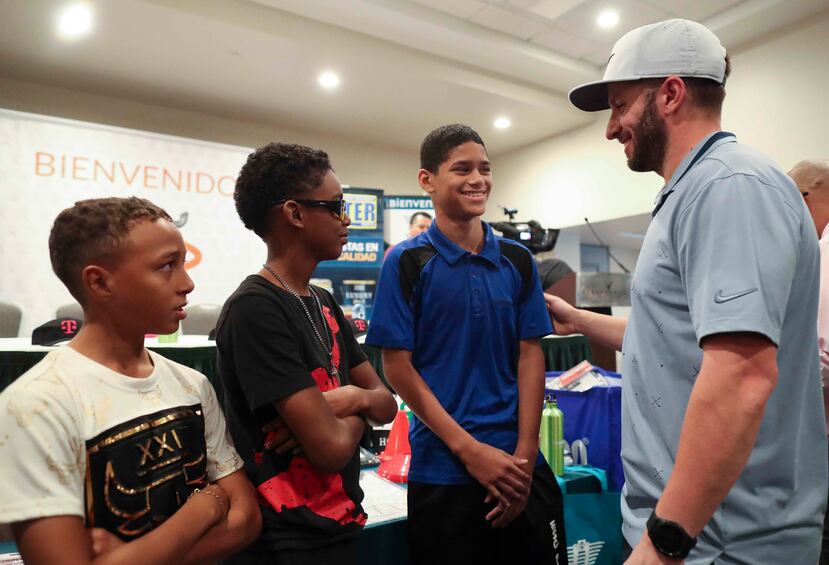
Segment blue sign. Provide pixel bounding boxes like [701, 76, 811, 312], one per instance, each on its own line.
[313, 187, 384, 320]
[345, 193, 379, 230]
[322, 235, 383, 268]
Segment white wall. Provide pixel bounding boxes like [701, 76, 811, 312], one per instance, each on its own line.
[722, 11, 829, 170]
[490, 11, 829, 229]
[0, 76, 420, 196]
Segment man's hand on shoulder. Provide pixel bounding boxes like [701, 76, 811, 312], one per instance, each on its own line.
[544, 294, 580, 335]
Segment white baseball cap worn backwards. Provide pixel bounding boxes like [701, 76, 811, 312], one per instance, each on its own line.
[569, 18, 727, 112]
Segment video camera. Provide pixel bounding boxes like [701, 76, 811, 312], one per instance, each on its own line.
[489, 207, 559, 254]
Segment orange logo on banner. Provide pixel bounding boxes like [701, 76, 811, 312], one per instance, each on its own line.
[185, 242, 202, 270]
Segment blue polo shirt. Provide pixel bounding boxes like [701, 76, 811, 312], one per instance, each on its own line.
[366, 220, 552, 484]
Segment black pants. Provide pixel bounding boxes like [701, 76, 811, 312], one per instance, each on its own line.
[408, 463, 569, 565]
[222, 538, 355, 565]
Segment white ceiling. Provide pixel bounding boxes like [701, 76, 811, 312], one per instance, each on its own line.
[0, 0, 827, 154]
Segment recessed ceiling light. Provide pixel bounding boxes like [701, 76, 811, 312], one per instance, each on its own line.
[494, 117, 511, 129]
[318, 71, 340, 89]
[56, 3, 94, 40]
[597, 9, 619, 29]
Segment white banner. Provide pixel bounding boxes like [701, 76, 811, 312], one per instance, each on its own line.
[0, 108, 264, 336]
[383, 195, 434, 247]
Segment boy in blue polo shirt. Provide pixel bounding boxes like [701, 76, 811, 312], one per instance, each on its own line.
[366, 124, 568, 564]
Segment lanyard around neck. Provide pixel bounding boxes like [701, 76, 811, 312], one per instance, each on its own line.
[652, 131, 733, 218]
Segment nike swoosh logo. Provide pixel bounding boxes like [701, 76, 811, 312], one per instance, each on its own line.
[714, 287, 758, 303]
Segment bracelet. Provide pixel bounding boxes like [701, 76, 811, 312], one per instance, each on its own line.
[187, 487, 225, 513]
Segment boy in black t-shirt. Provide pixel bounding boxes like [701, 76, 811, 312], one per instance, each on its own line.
[216, 143, 397, 564]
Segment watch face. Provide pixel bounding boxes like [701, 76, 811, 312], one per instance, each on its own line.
[651, 522, 694, 558]
[648, 511, 695, 559]
[657, 523, 685, 548]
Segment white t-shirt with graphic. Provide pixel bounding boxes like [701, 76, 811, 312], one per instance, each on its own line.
[0, 346, 243, 538]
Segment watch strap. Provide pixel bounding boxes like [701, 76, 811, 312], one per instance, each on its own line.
[646, 510, 697, 559]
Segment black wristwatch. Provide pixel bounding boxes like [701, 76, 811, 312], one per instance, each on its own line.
[646, 510, 696, 559]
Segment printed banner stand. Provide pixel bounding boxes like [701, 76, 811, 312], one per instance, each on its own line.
[313, 188, 384, 321]
[383, 195, 434, 248]
[0, 108, 258, 336]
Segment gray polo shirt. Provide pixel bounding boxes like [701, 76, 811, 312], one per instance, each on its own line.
[621, 132, 828, 563]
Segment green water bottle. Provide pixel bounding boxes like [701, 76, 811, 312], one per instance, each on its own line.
[157, 324, 180, 343]
[540, 395, 565, 476]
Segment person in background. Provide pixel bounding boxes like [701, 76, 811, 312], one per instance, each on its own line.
[385, 211, 433, 258]
[537, 257, 574, 293]
[789, 158, 829, 565]
[367, 124, 568, 565]
[554, 18, 827, 563]
[0, 197, 260, 564]
[407, 211, 433, 237]
[216, 142, 396, 565]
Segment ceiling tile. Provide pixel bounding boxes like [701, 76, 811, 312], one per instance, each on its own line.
[582, 46, 614, 66]
[522, 0, 591, 22]
[640, 0, 746, 22]
[468, 5, 550, 39]
[409, 0, 488, 20]
[530, 26, 606, 59]
[554, 0, 672, 45]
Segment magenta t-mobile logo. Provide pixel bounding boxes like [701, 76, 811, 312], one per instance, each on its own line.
[60, 320, 78, 334]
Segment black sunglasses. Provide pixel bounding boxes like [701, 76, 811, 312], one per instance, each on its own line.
[274, 198, 347, 221]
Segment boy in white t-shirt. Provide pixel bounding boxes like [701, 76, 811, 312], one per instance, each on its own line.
[0, 197, 261, 564]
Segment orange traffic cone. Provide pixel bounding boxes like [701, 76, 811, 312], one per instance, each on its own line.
[377, 409, 411, 483]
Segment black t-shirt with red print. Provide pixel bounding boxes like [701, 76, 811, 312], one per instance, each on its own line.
[215, 275, 368, 551]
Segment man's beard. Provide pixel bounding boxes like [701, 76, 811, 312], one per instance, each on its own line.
[627, 90, 667, 174]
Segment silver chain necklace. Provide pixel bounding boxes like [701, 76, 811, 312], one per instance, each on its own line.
[262, 264, 338, 379]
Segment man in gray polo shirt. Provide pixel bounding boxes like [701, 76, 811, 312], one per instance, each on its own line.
[549, 19, 828, 563]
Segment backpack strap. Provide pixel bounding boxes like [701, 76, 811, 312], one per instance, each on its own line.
[498, 240, 534, 298]
[398, 244, 438, 307]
